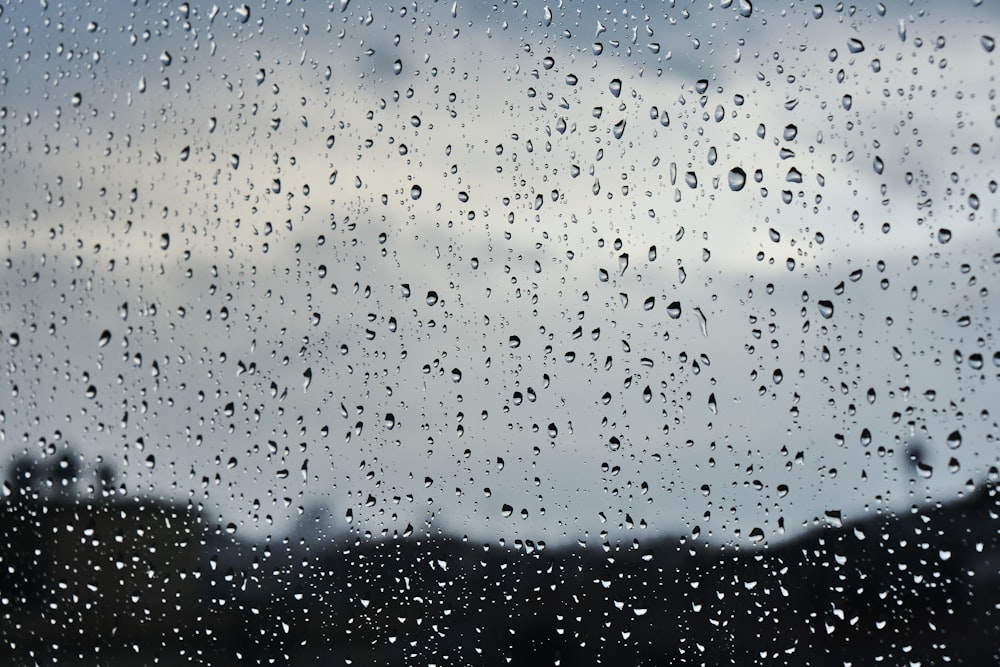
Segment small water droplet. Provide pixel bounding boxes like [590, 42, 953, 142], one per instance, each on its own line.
[159, 51, 172, 66]
[159, 233, 170, 250]
[847, 38, 865, 53]
[508, 335, 521, 348]
[982, 35, 996, 53]
[98, 330, 111, 347]
[451, 368, 462, 383]
[609, 78, 622, 97]
[384, 414, 396, 429]
[613, 119, 626, 140]
[817, 300, 834, 319]
[410, 184, 422, 200]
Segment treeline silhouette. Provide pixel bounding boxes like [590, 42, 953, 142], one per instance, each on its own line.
[1, 455, 997, 666]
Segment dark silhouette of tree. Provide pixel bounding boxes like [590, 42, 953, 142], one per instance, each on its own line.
[51, 452, 80, 499]
[95, 463, 116, 499]
[7, 457, 37, 502]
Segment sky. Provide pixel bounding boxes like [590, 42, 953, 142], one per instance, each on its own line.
[0, 0, 997, 548]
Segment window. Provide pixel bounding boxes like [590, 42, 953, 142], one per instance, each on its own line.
[1, 1, 997, 664]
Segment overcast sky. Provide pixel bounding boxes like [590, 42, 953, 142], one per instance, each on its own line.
[1, 0, 997, 548]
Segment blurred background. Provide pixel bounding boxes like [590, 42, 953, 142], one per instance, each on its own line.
[0, 0, 997, 663]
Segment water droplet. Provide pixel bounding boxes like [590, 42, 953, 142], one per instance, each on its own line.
[847, 38, 865, 53]
[947, 430, 962, 449]
[613, 119, 626, 140]
[230, 154, 240, 169]
[727, 167, 747, 191]
[873, 155, 884, 175]
[159, 233, 170, 250]
[71, 92, 82, 107]
[666, 302, 682, 319]
[508, 335, 521, 348]
[159, 51, 172, 66]
[410, 184, 422, 200]
[547, 423, 558, 438]
[425, 291, 439, 306]
[410, 115, 421, 127]
[451, 368, 462, 383]
[384, 413, 396, 429]
[393, 59, 402, 75]
[235, 4, 250, 24]
[737, 0, 752, 18]
[643, 296, 655, 311]
[842, 94, 853, 110]
[98, 330, 111, 347]
[812, 4, 824, 19]
[817, 300, 835, 319]
[648, 246, 657, 261]
[609, 78, 622, 98]
[685, 171, 698, 188]
[982, 35, 996, 53]
[693, 307, 708, 336]
[937, 228, 952, 243]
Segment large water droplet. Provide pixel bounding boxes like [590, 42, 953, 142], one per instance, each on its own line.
[727, 167, 747, 191]
[410, 184, 422, 200]
[609, 78, 622, 97]
[817, 300, 834, 319]
[847, 38, 865, 53]
[946, 430, 962, 449]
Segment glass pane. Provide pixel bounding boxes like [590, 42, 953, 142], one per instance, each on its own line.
[1, 1, 997, 664]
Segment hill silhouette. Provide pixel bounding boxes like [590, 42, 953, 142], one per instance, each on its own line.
[0, 456, 997, 665]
